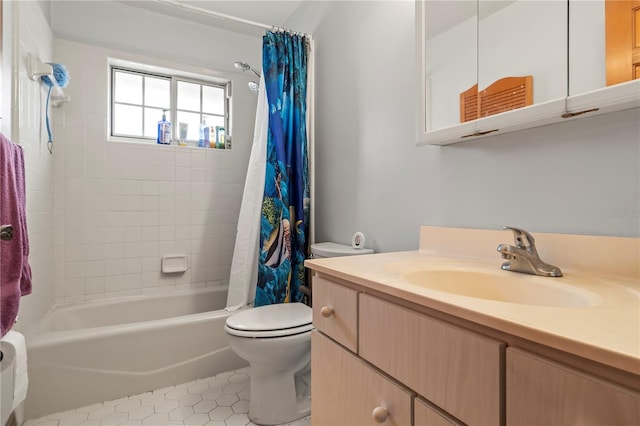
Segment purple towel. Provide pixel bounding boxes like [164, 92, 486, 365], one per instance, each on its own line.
[0, 132, 32, 338]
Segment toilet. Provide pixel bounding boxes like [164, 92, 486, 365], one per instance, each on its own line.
[225, 303, 313, 425]
[224, 241, 373, 425]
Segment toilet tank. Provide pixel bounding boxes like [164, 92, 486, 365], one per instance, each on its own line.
[310, 242, 373, 259]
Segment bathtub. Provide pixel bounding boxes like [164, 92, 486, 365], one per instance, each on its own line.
[25, 287, 247, 419]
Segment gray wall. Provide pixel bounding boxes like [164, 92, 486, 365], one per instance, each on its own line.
[289, 1, 639, 253]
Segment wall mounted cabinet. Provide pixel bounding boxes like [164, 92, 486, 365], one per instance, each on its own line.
[416, 0, 640, 146]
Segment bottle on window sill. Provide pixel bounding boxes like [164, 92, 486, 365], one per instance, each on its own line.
[157, 110, 171, 145]
[198, 119, 207, 148]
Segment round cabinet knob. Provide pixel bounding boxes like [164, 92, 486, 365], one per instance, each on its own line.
[320, 306, 334, 318]
[372, 406, 389, 423]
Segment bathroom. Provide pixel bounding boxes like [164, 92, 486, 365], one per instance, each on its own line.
[1, 0, 638, 425]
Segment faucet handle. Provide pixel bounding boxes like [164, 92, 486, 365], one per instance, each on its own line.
[502, 226, 536, 249]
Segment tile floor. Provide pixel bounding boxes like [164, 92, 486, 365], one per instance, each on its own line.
[24, 367, 311, 426]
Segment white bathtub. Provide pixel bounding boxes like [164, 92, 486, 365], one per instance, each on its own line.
[25, 287, 247, 419]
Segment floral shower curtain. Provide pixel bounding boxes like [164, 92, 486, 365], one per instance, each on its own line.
[255, 31, 310, 307]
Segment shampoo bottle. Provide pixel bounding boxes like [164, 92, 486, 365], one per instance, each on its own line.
[157, 110, 171, 145]
[198, 118, 207, 148]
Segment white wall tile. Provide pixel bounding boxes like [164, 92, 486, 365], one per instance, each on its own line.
[142, 181, 159, 195]
[176, 151, 191, 167]
[48, 39, 252, 303]
[64, 278, 85, 297]
[85, 276, 106, 295]
[85, 260, 106, 278]
[104, 259, 124, 276]
[175, 166, 191, 182]
[64, 245, 85, 262]
[123, 242, 143, 258]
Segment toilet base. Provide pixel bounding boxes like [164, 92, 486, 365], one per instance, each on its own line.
[248, 361, 311, 425]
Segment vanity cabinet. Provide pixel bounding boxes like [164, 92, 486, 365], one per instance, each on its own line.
[506, 347, 640, 426]
[312, 276, 504, 426]
[311, 332, 413, 425]
[312, 276, 358, 352]
[414, 398, 462, 426]
[359, 293, 504, 426]
[310, 273, 640, 426]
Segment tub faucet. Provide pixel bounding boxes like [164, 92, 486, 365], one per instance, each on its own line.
[497, 226, 562, 277]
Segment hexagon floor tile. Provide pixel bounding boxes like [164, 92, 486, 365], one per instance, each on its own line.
[23, 368, 311, 426]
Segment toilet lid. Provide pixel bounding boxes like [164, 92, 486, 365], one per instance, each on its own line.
[226, 303, 312, 333]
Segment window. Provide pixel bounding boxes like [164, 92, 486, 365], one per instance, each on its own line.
[111, 66, 229, 147]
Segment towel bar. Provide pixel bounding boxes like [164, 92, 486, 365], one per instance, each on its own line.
[0, 225, 14, 241]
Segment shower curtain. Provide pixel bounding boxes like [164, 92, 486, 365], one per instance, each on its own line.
[226, 31, 309, 310]
[255, 31, 310, 307]
[225, 72, 269, 311]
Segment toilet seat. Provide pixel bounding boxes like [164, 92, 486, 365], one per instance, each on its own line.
[225, 303, 313, 338]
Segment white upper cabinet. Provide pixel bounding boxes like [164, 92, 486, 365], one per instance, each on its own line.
[420, 1, 478, 133]
[416, 0, 640, 146]
[566, 0, 640, 117]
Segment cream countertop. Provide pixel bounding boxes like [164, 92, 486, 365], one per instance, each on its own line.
[305, 226, 640, 375]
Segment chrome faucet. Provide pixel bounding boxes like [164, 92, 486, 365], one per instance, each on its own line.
[497, 226, 562, 277]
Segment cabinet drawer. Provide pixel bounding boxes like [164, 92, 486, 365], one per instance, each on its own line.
[359, 293, 504, 426]
[311, 331, 413, 426]
[507, 347, 640, 426]
[415, 397, 463, 426]
[312, 276, 358, 352]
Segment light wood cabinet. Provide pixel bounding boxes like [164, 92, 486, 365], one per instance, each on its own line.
[506, 347, 640, 426]
[311, 275, 503, 426]
[359, 293, 504, 426]
[414, 398, 462, 426]
[311, 332, 413, 426]
[311, 274, 640, 426]
[312, 276, 359, 352]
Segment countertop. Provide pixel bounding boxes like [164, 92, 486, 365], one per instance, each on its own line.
[305, 227, 640, 375]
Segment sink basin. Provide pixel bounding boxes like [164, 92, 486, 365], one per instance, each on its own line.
[403, 269, 600, 308]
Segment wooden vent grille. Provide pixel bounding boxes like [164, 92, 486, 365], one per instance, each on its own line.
[460, 76, 533, 122]
[479, 76, 533, 118]
[460, 84, 478, 123]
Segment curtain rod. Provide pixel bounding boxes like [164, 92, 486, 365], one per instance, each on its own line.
[153, 0, 309, 37]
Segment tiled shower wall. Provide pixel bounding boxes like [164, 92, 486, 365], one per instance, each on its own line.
[52, 39, 255, 304]
[9, 1, 57, 337]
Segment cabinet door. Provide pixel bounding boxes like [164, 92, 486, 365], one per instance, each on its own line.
[359, 293, 504, 426]
[507, 347, 640, 426]
[311, 331, 412, 426]
[312, 276, 359, 352]
[415, 397, 463, 426]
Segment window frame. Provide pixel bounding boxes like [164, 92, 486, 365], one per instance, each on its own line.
[110, 65, 230, 147]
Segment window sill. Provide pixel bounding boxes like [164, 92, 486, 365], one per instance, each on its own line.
[108, 136, 231, 151]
